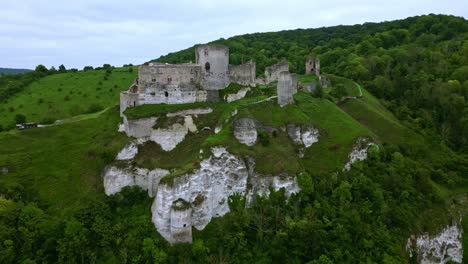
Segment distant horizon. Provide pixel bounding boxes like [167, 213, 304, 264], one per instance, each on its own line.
[1, 0, 466, 69]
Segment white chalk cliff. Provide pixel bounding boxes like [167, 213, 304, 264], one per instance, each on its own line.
[104, 145, 300, 244]
[406, 222, 463, 264]
[287, 124, 319, 148]
[120, 108, 212, 151]
[344, 138, 376, 171]
[233, 118, 258, 146]
[225, 87, 251, 102]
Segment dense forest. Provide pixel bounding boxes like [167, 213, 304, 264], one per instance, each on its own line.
[0, 68, 32, 75]
[0, 14, 467, 263]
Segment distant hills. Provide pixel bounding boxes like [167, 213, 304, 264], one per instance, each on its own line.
[0, 68, 32, 75]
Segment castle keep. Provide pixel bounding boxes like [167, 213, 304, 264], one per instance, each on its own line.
[120, 45, 256, 115]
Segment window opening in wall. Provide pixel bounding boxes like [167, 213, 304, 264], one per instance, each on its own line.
[168, 77, 172, 83]
[150, 92, 155, 96]
[133, 101, 136, 107]
[205, 62, 210, 71]
[152, 78, 156, 82]
[183, 224, 186, 227]
[165, 91, 169, 97]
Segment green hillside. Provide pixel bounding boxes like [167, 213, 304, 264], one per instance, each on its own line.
[0, 67, 136, 129]
[0, 14, 467, 263]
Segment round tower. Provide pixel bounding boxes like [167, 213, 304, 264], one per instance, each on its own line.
[195, 45, 230, 90]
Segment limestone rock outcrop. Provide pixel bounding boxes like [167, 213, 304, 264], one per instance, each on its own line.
[287, 124, 319, 148]
[104, 144, 300, 244]
[152, 146, 249, 243]
[120, 108, 213, 151]
[344, 138, 376, 171]
[103, 166, 169, 197]
[225, 87, 251, 103]
[116, 141, 138, 160]
[406, 222, 463, 264]
[233, 118, 258, 146]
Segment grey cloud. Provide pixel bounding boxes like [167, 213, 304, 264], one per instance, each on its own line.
[0, 0, 466, 69]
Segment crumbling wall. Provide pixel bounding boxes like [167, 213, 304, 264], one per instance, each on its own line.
[228, 60, 256, 86]
[139, 85, 207, 105]
[265, 61, 289, 83]
[170, 200, 193, 244]
[120, 92, 140, 117]
[305, 57, 320, 76]
[139, 64, 200, 88]
[138, 64, 207, 104]
[277, 71, 296, 106]
[291, 73, 298, 94]
[196, 45, 230, 90]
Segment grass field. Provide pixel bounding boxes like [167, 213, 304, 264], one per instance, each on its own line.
[0, 67, 137, 129]
[0, 106, 128, 216]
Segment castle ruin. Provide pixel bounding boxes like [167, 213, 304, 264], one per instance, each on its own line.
[305, 57, 320, 76]
[120, 45, 257, 115]
[120, 45, 326, 113]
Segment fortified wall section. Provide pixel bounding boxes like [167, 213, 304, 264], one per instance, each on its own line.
[305, 57, 320, 76]
[228, 60, 256, 86]
[265, 61, 289, 83]
[195, 45, 230, 90]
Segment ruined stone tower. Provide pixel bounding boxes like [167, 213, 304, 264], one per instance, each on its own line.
[277, 71, 296, 107]
[305, 57, 320, 76]
[195, 45, 230, 90]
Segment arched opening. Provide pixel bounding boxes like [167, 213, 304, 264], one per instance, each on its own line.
[164, 91, 169, 97]
[183, 224, 186, 227]
[133, 101, 136, 107]
[205, 62, 210, 71]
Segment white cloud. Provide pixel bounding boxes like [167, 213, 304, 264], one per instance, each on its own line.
[0, 0, 466, 69]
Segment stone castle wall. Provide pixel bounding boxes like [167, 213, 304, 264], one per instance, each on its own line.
[195, 45, 230, 90]
[265, 61, 289, 83]
[277, 71, 296, 106]
[120, 92, 140, 116]
[228, 60, 256, 86]
[305, 57, 320, 76]
[139, 64, 200, 89]
[137, 64, 206, 105]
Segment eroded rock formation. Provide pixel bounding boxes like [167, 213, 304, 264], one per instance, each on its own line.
[406, 222, 463, 264]
[287, 124, 319, 148]
[344, 138, 376, 171]
[233, 118, 258, 146]
[104, 145, 300, 244]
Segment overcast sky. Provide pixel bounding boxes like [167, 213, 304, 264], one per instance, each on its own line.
[1, 0, 466, 69]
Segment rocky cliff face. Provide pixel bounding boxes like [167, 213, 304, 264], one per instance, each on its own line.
[104, 145, 300, 244]
[344, 137, 376, 171]
[120, 108, 212, 151]
[233, 118, 258, 146]
[225, 87, 251, 102]
[103, 166, 169, 197]
[406, 222, 463, 264]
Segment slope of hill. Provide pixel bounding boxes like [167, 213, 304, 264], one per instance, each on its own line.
[0, 67, 136, 129]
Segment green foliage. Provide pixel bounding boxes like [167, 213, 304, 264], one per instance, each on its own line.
[14, 113, 26, 124]
[257, 130, 270, 146]
[0, 67, 137, 129]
